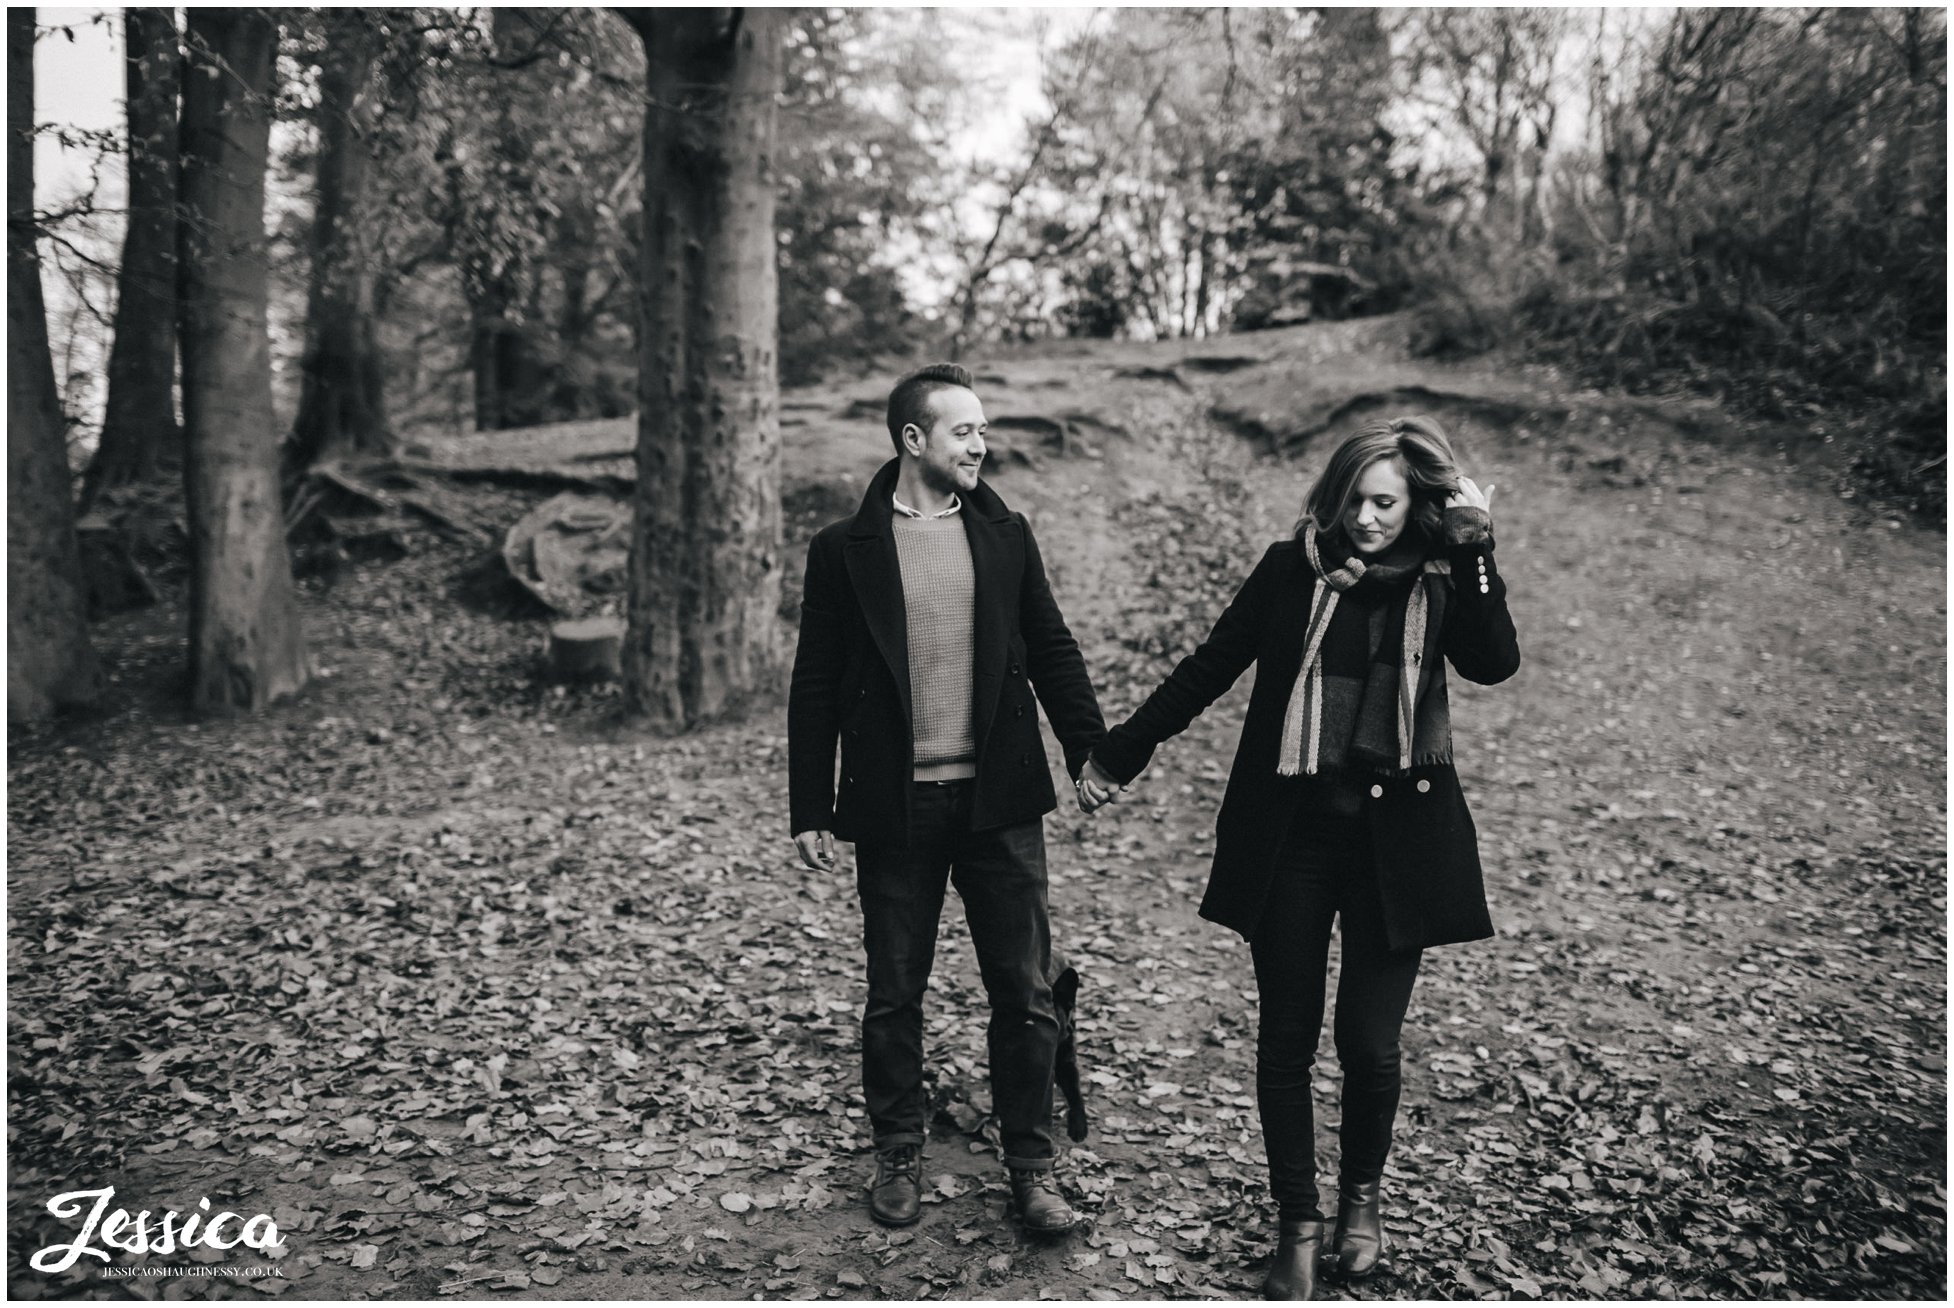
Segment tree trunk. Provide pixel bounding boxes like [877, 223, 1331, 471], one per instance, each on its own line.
[178, 8, 308, 715]
[501, 285, 556, 427]
[466, 299, 554, 430]
[622, 8, 783, 729]
[1193, 228, 1212, 338]
[467, 280, 507, 431]
[83, 6, 181, 508]
[461, 6, 558, 433]
[9, 7, 104, 724]
[287, 8, 389, 472]
[550, 192, 605, 419]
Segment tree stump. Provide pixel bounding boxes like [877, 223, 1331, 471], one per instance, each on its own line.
[548, 615, 625, 684]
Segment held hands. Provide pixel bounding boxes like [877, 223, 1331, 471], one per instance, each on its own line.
[1446, 475, 1497, 514]
[797, 759, 1128, 861]
[792, 829, 836, 871]
[1075, 756, 1127, 815]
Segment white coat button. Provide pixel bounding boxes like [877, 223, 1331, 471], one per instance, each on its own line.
[1417, 779, 1431, 793]
[1479, 581, 1490, 593]
[1370, 784, 1384, 799]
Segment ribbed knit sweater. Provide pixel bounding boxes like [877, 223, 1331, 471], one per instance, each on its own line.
[891, 513, 977, 769]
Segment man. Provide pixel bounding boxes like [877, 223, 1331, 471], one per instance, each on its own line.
[788, 363, 1105, 1234]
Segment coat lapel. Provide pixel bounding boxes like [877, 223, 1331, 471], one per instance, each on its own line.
[962, 482, 1014, 762]
[1412, 562, 1450, 705]
[844, 460, 911, 729]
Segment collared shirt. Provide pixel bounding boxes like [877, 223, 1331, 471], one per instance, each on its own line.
[892, 491, 962, 520]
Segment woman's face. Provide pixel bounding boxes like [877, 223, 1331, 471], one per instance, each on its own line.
[1343, 458, 1412, 556]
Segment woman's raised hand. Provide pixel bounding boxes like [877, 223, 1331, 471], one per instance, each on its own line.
[1446, 475, 1496, 514]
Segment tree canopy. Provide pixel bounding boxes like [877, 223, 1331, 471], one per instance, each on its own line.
[9, 4, 1945, 727]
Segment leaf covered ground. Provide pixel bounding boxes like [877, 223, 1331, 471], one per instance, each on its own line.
[9, 320, 1946, 1300]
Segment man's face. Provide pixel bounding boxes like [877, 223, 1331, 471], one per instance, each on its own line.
[904, 386, 988, 494]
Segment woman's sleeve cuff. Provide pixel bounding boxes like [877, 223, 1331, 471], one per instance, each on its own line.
[1442, 506, 1493, 546]
[1091, 732, 1152, 787]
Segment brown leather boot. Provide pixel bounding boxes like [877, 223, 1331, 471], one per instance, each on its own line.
[1331, 1180, 1385, 1279]
[869, 1144, 922, 1226]
[1261, 1218, 1327, 1300]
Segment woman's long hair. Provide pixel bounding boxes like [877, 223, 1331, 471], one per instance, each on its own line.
[1297, 416, 1462, 553]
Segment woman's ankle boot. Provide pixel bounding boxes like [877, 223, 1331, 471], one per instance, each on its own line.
[1261, 1218, 1327, 1300]
[1331, 1180, 1385, 1279]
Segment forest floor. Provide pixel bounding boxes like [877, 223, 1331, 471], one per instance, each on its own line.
[9, 317, 1946, 1302]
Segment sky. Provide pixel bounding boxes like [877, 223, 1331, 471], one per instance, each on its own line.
[33, 9, 125, 208]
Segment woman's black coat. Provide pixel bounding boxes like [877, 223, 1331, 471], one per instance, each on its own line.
[1092, 524, 1520, 951]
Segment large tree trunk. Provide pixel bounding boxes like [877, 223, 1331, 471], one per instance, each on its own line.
[83, 6, 181, 508]
[622, 8, 783, 729]
[9, 8, 104, 724]
[287, 8, 389, 472]
[178, 8, 308, 715]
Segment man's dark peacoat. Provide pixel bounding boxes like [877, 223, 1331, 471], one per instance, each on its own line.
[1092, 530, 1521, 952]
[788, 459, 1105, 846]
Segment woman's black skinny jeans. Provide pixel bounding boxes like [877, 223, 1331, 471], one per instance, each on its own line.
[1250, 808, 1423, 1222]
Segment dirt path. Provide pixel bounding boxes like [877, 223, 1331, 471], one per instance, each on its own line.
[9, 321, 1943, 1301]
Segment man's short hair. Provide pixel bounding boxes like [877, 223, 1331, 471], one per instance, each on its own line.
[886, 363, 974, 453]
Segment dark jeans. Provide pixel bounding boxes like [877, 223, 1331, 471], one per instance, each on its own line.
[1251, 809, 1423, 1221]
[855, 780, 1059, 1171]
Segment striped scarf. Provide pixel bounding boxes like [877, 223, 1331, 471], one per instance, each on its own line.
[1276, 523, 1453, 777]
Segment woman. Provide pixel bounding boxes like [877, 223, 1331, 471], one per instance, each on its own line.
[1079, 417, 1519, 1300]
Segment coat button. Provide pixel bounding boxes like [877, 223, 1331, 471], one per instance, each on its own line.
[1009, 662, 1022, 676]
[1369, 784, 1384, 799]
[1022, 752, 1033, 766]
[1479, 581, 1490, 594]
[1417, 779, 1431, 793]
[1015, 705, 1025, 718]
